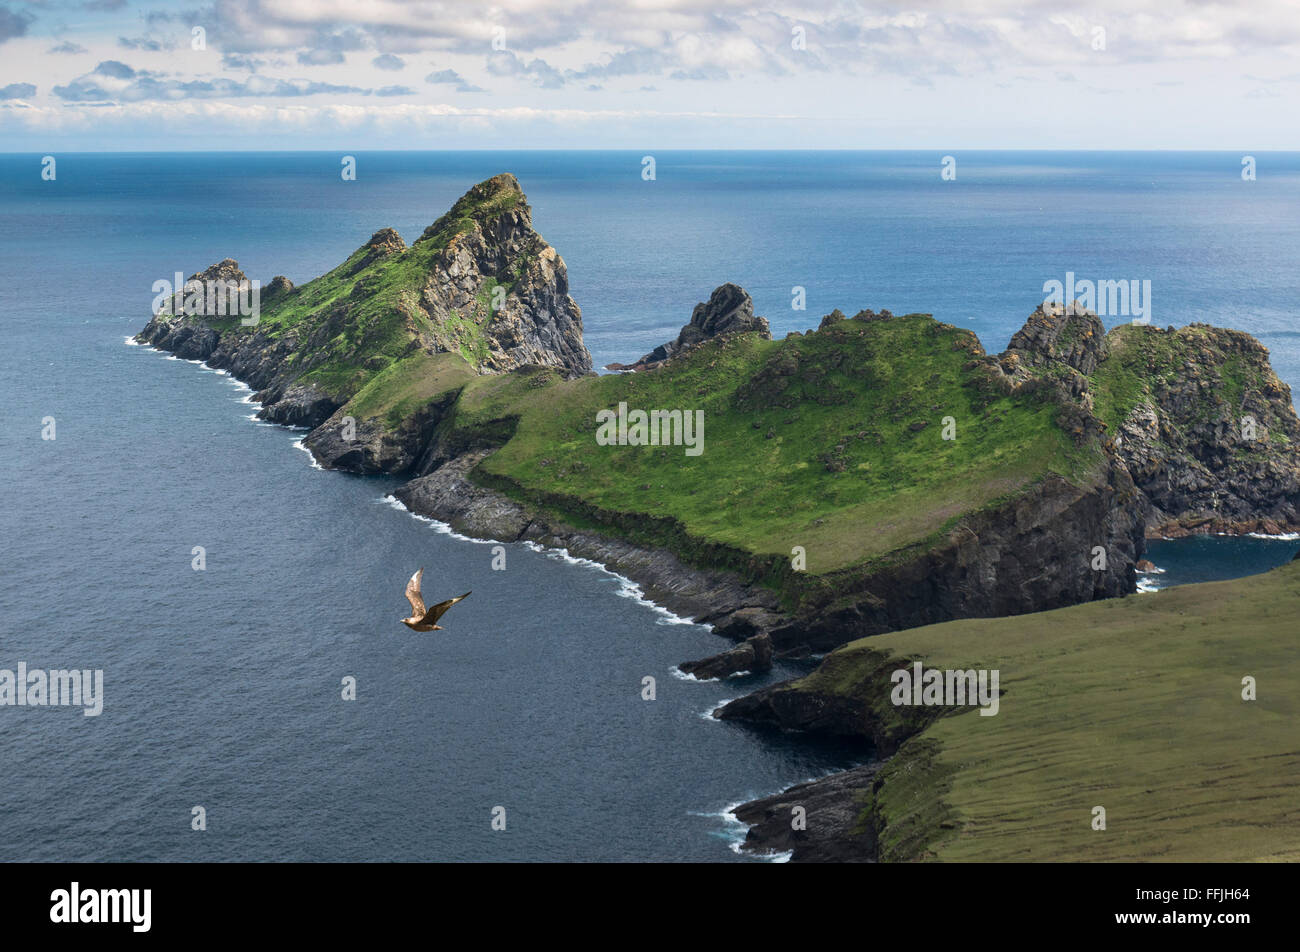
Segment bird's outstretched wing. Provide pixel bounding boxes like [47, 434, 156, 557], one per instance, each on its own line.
[404, 568, 426, 617]
[423, 591, 471, 625]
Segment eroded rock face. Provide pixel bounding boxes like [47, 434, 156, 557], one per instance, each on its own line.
[763, 466, 1148, 653]
[1106, 324, 1300, 536]
[1005, 301, 1109, 376]
[414, 175, 591, 377]
[607, 283, 771, 371]
[303, 389, 464, 475]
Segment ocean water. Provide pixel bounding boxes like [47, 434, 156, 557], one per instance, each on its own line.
[1, 151, 1298, 861]
[1139, 535, 1299, 593]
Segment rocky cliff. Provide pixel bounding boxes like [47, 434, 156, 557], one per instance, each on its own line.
[137, 173, 591, 443]
[1100, 323, 1300, 536]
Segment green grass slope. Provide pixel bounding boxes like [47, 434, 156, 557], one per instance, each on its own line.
[795, 559, 1300, 861]
[449, 315, 1097, 580]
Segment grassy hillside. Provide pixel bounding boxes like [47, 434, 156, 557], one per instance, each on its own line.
[454, 315, 1097, 575]
[791, 558, 1300, 861]
[195, 175, 532, 404]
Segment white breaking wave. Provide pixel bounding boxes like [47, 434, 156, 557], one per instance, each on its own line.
[122, 336, 143, 347]
[520, 540, 700, 627]
[717, 763, 873, 861]
[1247, 531, 1300, 541]
[379, 495, 494, 545]
[700, 699, 734, 719]
[671, 666, 708, 683]
[687, 800, 791, 863]
[293, 439, 324, 470]
[1136, 577, 1162, 594]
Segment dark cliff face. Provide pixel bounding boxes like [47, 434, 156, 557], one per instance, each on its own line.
[768, 468, 1147, 654]
[136, 173, 593, 435]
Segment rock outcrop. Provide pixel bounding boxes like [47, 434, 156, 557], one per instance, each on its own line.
[606, 283, 770, 371]
[1105, 324, 1300, 536]
[1004, 301, 1109, 376]
[412, 175, 591, 378]
[678, 633, 773, 680]
[730, 763, 880, 862]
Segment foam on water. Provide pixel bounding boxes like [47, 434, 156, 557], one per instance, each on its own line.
[671, 666, 708, 682]
[380, 496, 705, 627]
[380, 494, 495, 545]
[701, 699, 734, 720]
[689, 799, 794, 862]
[520, 540, 701, 627]
[293, 439, 324, 470]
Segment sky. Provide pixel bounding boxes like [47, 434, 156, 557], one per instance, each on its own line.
[0, 0, 1297, 150]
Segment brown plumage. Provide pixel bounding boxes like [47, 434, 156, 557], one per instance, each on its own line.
[401, 568, 471, 631]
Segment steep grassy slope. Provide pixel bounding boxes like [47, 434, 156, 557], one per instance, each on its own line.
[746, 558, 1300, 861]
[174, 192, 515, 396]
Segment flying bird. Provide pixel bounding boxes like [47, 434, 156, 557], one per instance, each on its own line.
[401, 568, 471, 631]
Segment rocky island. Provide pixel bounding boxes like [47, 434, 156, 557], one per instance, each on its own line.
[138, 174, 1300, 861]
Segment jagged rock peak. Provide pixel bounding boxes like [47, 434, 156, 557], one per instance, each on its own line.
[613, 283, 771, 370]
[1005, 301, 1109, 375]
[683, 283, 770, 343]
[416, 173, 528, 245]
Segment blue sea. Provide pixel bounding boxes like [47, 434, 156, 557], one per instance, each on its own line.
[1, 151, 1298, 861]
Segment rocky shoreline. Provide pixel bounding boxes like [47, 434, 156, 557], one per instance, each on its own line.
[729, 763, 881, 862]
[390, 450, 783, 639]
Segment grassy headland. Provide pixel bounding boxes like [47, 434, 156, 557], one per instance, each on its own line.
[759, 558, 1300, 861]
